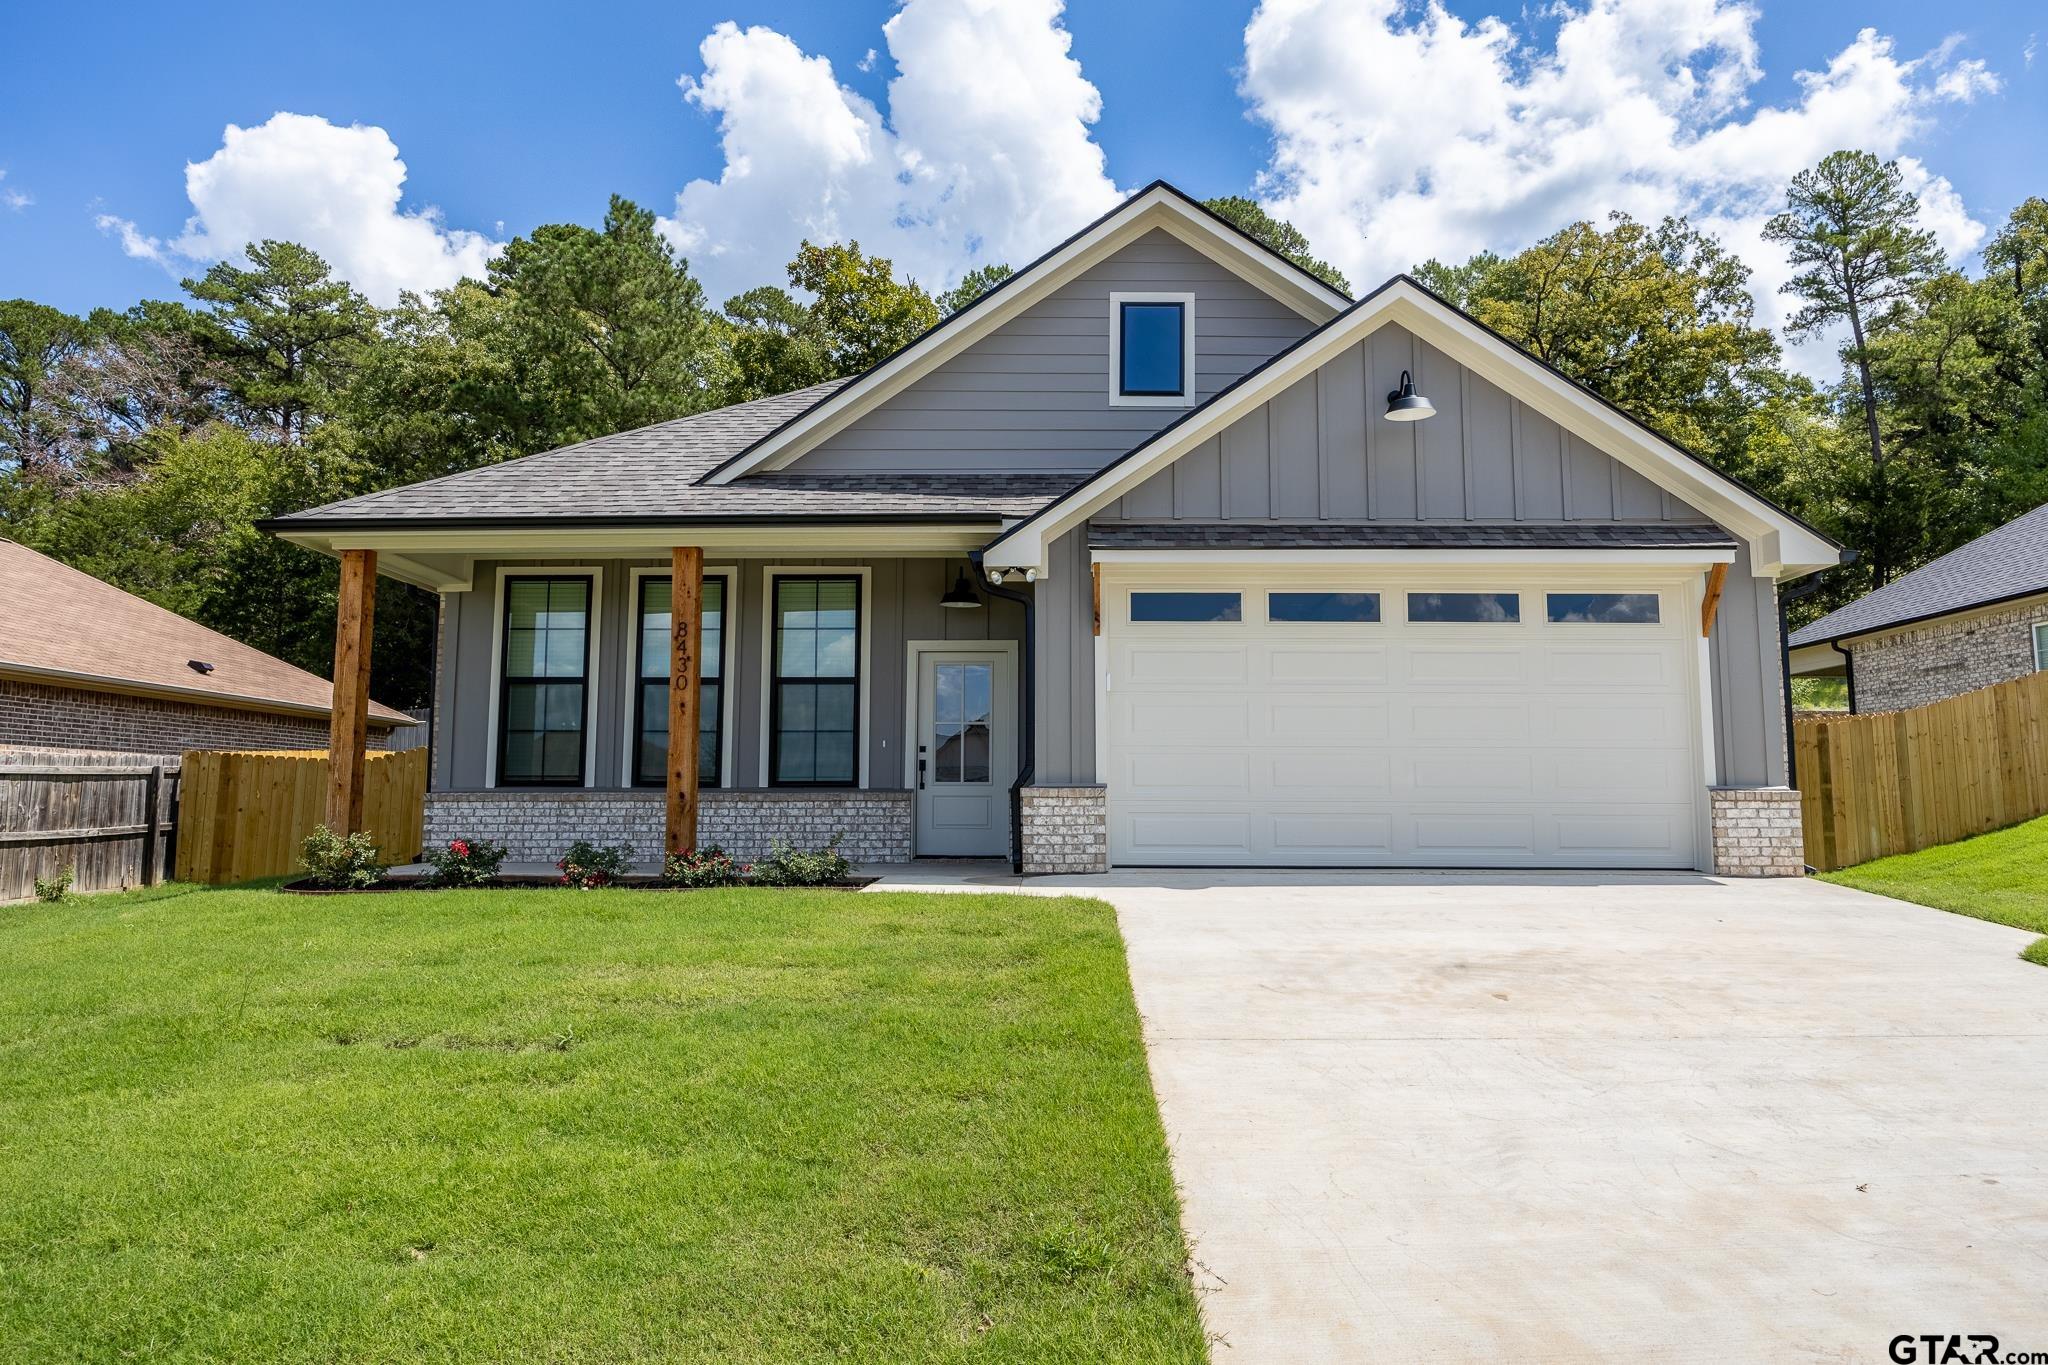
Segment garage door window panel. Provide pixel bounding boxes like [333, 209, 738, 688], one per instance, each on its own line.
[1546, 592, 1662, 624]
[1408, 592, 1521, 623]
[1269, 592, 1380, 623]
[1130, 591, 1242, 623]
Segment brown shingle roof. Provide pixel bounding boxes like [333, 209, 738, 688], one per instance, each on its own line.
[0, 540, 413, 727]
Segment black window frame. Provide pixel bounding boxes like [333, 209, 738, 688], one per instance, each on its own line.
[769, 573, 863, 789]
[1117, 300, 1187, 398]
[495, 573, 594, 789]
[631, 573, 729, 789]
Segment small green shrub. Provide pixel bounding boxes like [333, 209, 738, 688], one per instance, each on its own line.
[661, 845, 744, 888]
[748, 833, 852, 887]
[558, 841, 632, 889]
[33, 865, 75, 903]
[300, 826, 387, 890]
[423, 837, 509, 888]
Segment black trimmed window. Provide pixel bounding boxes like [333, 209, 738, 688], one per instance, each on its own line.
[771, 575, 860, 786]
[633, 574, 726, 788]
[498, 575, 591, 786]
[2034, 622, 2048, 672]
[1546, 592, 1661, 624]
[1408, 592, 1520, 623]
[1118, 301, 1186, 396]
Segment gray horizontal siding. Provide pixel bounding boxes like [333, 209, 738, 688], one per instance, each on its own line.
[1098, 324, 1710, 526]
[786, 229, 1317, 475]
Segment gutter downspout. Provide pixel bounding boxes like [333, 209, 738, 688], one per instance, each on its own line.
[1778, 553, 1852, 792]
[972, 550, 1034, 874]
[1827, 639, 1857, 714]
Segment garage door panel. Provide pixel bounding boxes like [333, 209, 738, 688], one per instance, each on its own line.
[1266, 751, 1392, 796]
[1543, 644, 1679, 688]
[1106, 572, 1701, 869]
[1124, 645, 1247, 686]
[1124, 749, 1250, 796]
[1406, 646, 1527, 687]
[1266, 647, 1387, 686]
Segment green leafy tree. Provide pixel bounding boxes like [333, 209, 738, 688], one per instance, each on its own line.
[1764, 151, 1946, 583]
[0, 300, 98, 477]
[1203, 196, 1351, 293]
[718, 286, 832, 403]
[786, 240, 939, 374]
[1412, 252, 1504, 309]
[179, 241, 379, 444]
[938, 263, 1014, 316]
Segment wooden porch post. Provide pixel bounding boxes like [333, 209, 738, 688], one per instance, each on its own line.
[666, 546, 704, 856]
[326, 548, 377, 834]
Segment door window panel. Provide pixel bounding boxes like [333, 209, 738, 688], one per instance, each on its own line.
[931, 662, 993, 784]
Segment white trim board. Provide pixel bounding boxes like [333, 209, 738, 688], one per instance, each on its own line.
[483, 565, 605, 790]
[1089, 547, 1738, 568]
[620, 565, 740, 792]
[985, 279, 1840, 581]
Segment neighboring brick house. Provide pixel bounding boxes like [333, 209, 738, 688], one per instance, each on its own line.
[0, 540, 416, 761]
[1788, 503, 2048, 714]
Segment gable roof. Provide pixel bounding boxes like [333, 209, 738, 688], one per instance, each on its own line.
[0, 540, 413, 726]
[264, 381, 1066, 530]
[980, 275, 1844, 581]
[697, 180, 1353, 486]
[1789, 502, 2048, 647]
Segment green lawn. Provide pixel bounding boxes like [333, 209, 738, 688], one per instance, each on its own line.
[1821, 813, 2048, 966]
[0, 883, 1207, 1363]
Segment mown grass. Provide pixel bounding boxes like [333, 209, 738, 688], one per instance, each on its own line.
[1821, 812, 2048, 966]
[0, 883, 1206, 1363]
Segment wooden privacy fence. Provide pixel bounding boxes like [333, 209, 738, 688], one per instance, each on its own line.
[175, 747, 427, 884]
[0, 750, 178, 900]
[1794, 668, 2048, 872]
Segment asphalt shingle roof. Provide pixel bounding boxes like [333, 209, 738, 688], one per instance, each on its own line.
[1789, 503, 2048, 647]
[270, 382, 1073, 527]
[1088, 522, 1739, 551]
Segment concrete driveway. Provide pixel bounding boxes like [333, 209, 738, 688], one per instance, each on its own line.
[935, 870, 2048, 1362]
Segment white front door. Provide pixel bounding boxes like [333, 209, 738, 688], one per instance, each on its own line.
[914, 649, 1015, 856]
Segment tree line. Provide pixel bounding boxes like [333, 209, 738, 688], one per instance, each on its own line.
[1, 157, 2042, 708]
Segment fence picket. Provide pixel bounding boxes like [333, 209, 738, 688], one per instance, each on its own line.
[173, 748, 426, 884]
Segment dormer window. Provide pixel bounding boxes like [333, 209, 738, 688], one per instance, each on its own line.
[1110, 292, 1194, 406]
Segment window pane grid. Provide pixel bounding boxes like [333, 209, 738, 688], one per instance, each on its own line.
[633, 575, 726, 788]
[499, 576, 591, 786]
[773, 576, 860, 787]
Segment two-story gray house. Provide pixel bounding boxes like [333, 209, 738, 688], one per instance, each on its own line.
[267, 182, 1841, 876]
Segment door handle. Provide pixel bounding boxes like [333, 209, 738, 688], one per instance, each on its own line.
[917, 756, 927, 790]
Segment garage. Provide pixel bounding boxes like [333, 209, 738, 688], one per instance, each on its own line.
[1100, 567, 1710, 868]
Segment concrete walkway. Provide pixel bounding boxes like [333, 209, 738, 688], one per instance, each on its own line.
[870, 867, 2048, 1362]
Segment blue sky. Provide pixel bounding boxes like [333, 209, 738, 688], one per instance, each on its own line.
[1, 0, 2038, 341]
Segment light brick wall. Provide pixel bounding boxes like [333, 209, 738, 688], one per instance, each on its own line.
[0, 678, 393, 760]
[1018, 785, 1108, 875]
[1709, 786, 1805, 877]
[1848, 599, 2048, 714]
[423, 788, 914, 865]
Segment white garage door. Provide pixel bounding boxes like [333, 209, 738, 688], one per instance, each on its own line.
[1103, 571, 1705, 869]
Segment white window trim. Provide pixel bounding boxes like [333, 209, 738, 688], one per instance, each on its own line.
[622, 564, 739, 791]
[757, 566, 873, 789]
[2034, 621, 2048, 671]
[485, 565, 604, 790]
[1108, 291, 1196, 408]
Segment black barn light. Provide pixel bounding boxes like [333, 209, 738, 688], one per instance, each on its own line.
[939, 563, 983, 609]
[1384, 370, 1436, 421]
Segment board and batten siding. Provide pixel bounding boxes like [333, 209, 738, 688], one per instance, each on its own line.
[435, 558, 1023, 792]
[1096, 323, 1710, 525]
[783, 229, 1319, 476]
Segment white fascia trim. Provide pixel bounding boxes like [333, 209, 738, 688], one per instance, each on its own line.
[1107, 292, 1197, 409]
[704, 188, 1348, 484]
[1088, 547, 1737, 567]
[986, 280, 1838, 580]
[276, 525, 996, 560]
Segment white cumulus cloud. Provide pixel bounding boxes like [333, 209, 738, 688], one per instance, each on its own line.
[1240, 1, 2001, 373]
[660, 0, 1122, 304]
[1, 169, 29, 212]
[95, 112, 500, 305]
